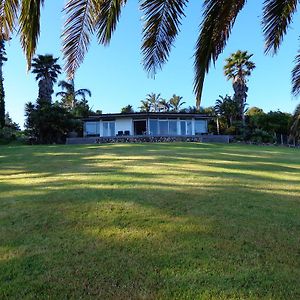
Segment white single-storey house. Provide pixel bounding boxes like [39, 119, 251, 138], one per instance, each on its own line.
[83, 112, 210, 137]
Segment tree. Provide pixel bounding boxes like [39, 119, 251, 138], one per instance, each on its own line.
[56, 79, 91, 110]
[290, 104, 300, 142]
[224, 51, 255, 122]
[146, 93, 161, 112]
[0, 39, 7, 128]
[121, 105, 134, 113]
[139, 100, 151, 113]
[1, 1, 300, 108]
[158, 99, 170, 112]
[214, 95, 240, 128]
[169, 94, 186, 112]
[31, 54, 61, 103]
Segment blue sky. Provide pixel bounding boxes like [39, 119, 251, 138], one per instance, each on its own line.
[5, 1, 300, 128]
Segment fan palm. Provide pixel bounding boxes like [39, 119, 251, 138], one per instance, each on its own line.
[169, 94, 186, 112]
[224, 50, 255, 122]
[2, 0, 300, 106]
[31, 54, 61, 103]
[56, 79, 91, 110]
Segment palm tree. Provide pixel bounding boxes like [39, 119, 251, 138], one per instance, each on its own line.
[31, 54, 61, 103]
[2, 1, 300, 106]
[146, 93, 161, 112]
[169, 94, 186, 112]
[224, 50, 255, 122]
[121, 104, 134, 113]
[56, 79, 91, 110]
[158, 99, 170, 112]
[290, 104, 300, 143]
[214, 95, 240, 128]
[0, 39, 7, 128]
[139, 100, 151, 113]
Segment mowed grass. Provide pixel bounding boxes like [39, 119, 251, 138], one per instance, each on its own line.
[0, 143, 299, 299]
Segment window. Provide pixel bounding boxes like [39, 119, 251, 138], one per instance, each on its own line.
[180, 121, 186, 135]
[195, 120, 207, 135]
[149, 119, 158, 135]
[187, 121, 192, 135]
[159, 120, 168, 135]
[85, 122, 99, 136]
[169, 120, 178, 135]
[102, 121, 115, 136]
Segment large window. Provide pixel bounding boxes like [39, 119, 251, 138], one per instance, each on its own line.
[149, 119, 179, 136]
[85, 122, 100, 136]
[102, 121, 115, 136]
[180, 120, 192, 135]
[195, 120, 207, 135]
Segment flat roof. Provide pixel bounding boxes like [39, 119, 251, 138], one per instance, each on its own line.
[83, 112, 211, 121]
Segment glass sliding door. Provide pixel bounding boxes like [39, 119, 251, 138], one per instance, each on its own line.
[102, 121, 115, 136]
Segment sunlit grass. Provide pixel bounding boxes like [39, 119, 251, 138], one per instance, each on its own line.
[0, 143, 299, 299]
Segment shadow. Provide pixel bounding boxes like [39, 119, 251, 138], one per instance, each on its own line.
[0, 143, 300, 298]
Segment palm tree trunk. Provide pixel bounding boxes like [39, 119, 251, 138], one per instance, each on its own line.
[0, 63, 5, 128]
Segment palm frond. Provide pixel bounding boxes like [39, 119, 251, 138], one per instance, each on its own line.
[19, 0, 45, 68]
[0, 0, 19, 39]
[93, 0, 127, 45]
[76, 88, 91, 97]
[292, 51, 300, 96]
[194, 0, 246, 108]
[263, 0, 297, 54]
[141, 0, 188, 76]
[62, 0, 95, 78]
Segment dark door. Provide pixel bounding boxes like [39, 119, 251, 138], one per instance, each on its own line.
[134, 120, 147, 135]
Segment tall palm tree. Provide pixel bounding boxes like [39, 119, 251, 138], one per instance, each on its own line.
[169, 94, 186, 112]
[224, 50, 255, 122]
[31, 54, 61, 103]
[56, 79, 91, 110]
[0, 39, 7, 128]
[2, 1, 300, 106]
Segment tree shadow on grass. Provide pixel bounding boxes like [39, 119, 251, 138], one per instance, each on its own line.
[0, 143, 300, 298]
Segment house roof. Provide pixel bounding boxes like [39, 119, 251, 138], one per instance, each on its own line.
[83, 112, 211, 121]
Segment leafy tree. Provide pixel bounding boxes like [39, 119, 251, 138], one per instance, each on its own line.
[31, 54, 61, 103]
[0, 39, 7, 128]
[246, 107, 264, 117]
[146, 93, 161, 112]
[121, 105, 134, 113]
[5, 113, 20, 131]
[169, 94, 186, 112]
[2, 1, 300, 108]
[224, 51, 255, 122]
[56, 79, 91, 110]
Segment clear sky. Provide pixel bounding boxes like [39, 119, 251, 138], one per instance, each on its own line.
[4, 1, 300, 128]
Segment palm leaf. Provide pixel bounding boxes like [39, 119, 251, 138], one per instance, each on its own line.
[292, 51, 300, 96]
[93, 0, 127, 45]
[62, 0, 95, 78]
[0, 0, 19, 39]
[263, 0, 297, 54]
[194, 0, 246, 108]
[141, 0, 188, 76]
[19, 0, 45, 68]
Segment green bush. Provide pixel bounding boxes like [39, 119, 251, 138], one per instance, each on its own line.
[249, 129, 275, 144]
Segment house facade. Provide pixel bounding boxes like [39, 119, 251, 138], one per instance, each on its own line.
[83, 112, 209, 138]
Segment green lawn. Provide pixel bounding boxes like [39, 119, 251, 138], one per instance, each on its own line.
[0, 143, 299, 299]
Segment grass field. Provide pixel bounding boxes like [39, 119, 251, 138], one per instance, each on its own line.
[0, 143, 299, 299]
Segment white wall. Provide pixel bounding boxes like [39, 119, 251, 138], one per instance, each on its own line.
[115, 118, 133, 135]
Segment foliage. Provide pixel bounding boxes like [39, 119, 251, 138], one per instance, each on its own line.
[224, 50, 255, 121]
[169, 94, 186, 112]
[121, 104, 134, 113]
[289, 104, 300, 142]
[31, 54, 61, 103]
[0, 39, 7, 128]
[56, 79, 91, 110]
